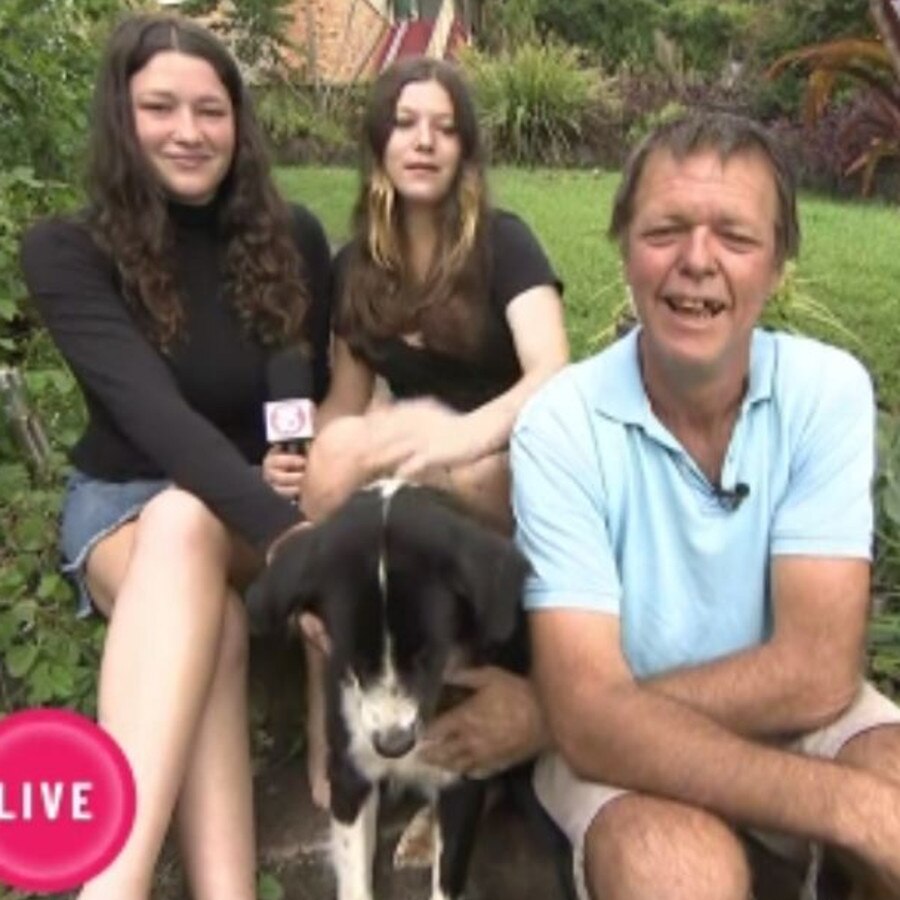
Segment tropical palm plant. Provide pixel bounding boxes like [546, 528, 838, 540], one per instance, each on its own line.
[766, 0, 900, 196]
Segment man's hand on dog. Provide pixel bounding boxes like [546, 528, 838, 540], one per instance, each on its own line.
[421, 666, 547, 777]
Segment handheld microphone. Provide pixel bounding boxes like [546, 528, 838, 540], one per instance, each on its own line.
[265, 347, 315, 455]
[714, 482, 750, 512]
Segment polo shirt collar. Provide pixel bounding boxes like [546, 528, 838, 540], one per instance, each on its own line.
[592, 327, 777, 429]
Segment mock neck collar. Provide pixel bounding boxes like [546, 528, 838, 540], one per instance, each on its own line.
[167, 194, 222, 230]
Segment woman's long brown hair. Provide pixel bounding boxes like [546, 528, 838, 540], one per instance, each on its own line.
[86, 13, 308, 349]
[339, 58, 493, 359]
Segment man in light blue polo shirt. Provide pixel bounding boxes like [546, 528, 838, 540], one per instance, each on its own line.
[512, 113, 900, 900]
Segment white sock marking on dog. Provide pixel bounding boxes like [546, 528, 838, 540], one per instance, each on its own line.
[332, 789, 378, 900]
[430, 814, 451, 900]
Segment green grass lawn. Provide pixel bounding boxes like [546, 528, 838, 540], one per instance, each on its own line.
[277, 166, 900, 408]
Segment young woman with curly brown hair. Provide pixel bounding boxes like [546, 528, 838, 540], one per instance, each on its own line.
[20, 14, 329, 898]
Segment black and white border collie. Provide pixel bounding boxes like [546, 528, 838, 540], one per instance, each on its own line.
[250, 479, 530, 900]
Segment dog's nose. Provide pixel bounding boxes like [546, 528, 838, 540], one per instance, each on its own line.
[372, 725, 417, 759]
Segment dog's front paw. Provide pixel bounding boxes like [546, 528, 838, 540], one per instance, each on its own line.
[428, 889, 457, 900]
[337, 890, 374, 900]
[393, 804, 435, 869]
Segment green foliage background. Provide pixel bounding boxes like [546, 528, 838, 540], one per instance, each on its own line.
[0, 0, 127, 718]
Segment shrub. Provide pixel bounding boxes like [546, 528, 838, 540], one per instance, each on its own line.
[658, 1, 754, 77]
[534, 0, 662, 70]
[254, 80, 360, 164]
[1, 328, 99, 715]
[872, 410, 900, 693]
[766, 3, 900, 197]
[876, 411, 900, 601]
[0, 0, 123, 718]
[581, 64, 758, 169]
[0, 171, 77, 365]
[462, 41, 596, 165]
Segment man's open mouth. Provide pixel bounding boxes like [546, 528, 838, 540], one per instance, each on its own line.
[663, 295, 727, 318]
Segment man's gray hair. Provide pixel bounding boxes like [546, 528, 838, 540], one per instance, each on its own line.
[608, 112, 800, 265]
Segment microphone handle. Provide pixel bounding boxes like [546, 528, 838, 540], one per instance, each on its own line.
[278, 439, 310, 457]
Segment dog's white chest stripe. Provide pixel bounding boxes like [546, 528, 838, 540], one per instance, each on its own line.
[376, 478, 398, 616]
[342, 484, 427, 781]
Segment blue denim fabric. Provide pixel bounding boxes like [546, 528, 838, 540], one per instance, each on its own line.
[60, 469, 170, 616]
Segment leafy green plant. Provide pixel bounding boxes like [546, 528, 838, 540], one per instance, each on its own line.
[478, 0, 540, 53]
[0, 1, 121, 717]
[875, 411, 900, 603]
[0, 0, 124, 367]
[658, 0, 753, 76]
[0, 461, 102, 713]
[254, 80, 356, 159]
[256, 870, 285, 900]
[762, 262, 862, 346]
[182, 0, 297, 75]
[0, 170, 76, 364]
[0, 327, 98, 714]
[533, 0, 663, 70]
[871, 410, 900, 696]
[767, 0, 900, 196]
[462, 40, 596, 165]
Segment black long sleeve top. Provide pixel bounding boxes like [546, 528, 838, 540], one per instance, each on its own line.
[20, 200, 332, 550]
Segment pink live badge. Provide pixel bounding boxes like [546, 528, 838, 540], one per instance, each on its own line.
[0, 708, 136, 892]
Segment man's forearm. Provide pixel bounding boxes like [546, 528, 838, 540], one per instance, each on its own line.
[556, 680, 898, 867]
[642, 638, 861, 739]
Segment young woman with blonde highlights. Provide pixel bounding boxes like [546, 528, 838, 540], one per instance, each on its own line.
[21, 14, 330, 898]
[263, 57, 568, 807]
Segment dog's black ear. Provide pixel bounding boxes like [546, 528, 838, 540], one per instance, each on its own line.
[245, 527, 322, 633]
[452, 518, 530, 646]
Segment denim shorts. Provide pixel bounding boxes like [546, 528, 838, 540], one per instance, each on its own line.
[60, 468, 170, 616]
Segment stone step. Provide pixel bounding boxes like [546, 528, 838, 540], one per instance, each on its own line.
[255, 762, 570, 899]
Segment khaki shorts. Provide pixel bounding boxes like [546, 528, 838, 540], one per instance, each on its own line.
[533, 682, 900, 900]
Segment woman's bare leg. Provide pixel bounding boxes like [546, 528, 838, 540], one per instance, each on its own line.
[175, 592, 255, 899]
[77, 489, 256, 900]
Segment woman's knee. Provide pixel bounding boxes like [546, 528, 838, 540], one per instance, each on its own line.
[584, 794, 750, 900]
[838, 722, 900, 788]
[136, 489, 229, 557]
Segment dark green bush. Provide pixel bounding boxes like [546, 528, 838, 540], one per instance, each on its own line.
[462, 41, 598, 165]
[0, 0, 121, 717]
[872, 411, 900, 694]
[875, 411, 900, 605]
[1, 330, 99, 715]
[253, 81, 360, 164]
[658, 1, 753, 76]
[534, 0, 662, 70]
